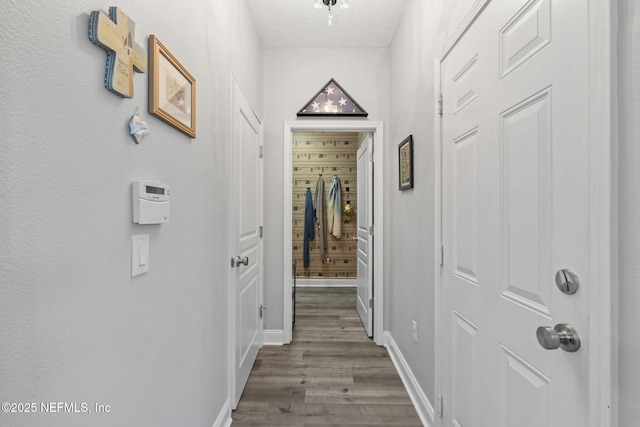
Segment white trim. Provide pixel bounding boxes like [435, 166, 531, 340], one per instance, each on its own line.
[385, 331, 434, 427]
[435, 0, 491, 61]
[283, 120, 385, 346]
[226, 70, 235, 412]
[263, 329, 285, 346]
[211, 398, 232, 427]
[587, 1, 617, 426]
[433, 38, 444, 427]
[283, 122, 293, 344]
[296, 278, 356, 287]
[434, 2, 616, 427]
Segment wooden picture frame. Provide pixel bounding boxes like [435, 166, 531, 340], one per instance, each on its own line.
[398, 135, 414, 190]
[148, 35, 196, 138]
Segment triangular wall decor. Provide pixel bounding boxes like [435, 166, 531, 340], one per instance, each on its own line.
[297, 78, 368, 117]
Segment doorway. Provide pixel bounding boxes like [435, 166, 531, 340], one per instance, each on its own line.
[289, 131, 374, 337]
[283, 120, 385, 346]
[290, 131, 361, 286]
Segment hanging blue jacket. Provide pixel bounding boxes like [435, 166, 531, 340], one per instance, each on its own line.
[303, 188, 315, 267]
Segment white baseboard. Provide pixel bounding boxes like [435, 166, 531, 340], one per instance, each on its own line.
[295, 278, 356, 287]
[385, 331, 435, 427]
[263, 329, 285, 345]
[212, 398, 232, 427]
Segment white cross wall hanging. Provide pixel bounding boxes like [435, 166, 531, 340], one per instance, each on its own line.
[89, 7, 147, 98]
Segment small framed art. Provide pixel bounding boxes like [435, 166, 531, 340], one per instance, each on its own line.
[148, 35, 196, 138]
[398, 135, 414, 191]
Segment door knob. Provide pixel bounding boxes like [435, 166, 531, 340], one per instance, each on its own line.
[536, 323, 581, 352]
[235, 256, 249, 267]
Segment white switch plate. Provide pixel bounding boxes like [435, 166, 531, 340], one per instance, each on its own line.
[132, 235, 149, 277]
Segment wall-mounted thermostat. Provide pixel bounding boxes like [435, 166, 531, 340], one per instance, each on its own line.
[132, 180, 170, 224]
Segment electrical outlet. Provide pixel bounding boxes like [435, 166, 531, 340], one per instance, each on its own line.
[412, 320, 418, 343]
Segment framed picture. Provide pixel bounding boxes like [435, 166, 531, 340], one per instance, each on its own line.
[398, 135, 414, 190]
[148, 35, 196, 138]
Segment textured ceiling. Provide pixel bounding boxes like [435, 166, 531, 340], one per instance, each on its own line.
[246, 0, 408, 48]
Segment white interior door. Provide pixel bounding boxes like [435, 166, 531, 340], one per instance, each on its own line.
[230, 78, 263, 408]
[356, 134, 373, 337]
[440, 1, 592, 425]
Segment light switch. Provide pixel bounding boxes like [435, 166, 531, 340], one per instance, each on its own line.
[139, 247, 147, 266]
[132, 235, 149, 277]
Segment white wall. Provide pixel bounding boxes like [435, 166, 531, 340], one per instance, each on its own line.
[388, 0, 474, 406]
[231, 0, 263, 116]
[262, 48, 389, 330]
[618, 0, 640, 424]
[0, 1, 261, 426]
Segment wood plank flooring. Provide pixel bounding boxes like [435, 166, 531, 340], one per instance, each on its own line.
[232, 287, 423, 426]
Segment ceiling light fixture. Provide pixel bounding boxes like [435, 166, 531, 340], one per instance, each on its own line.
[314, 0, 349, 26]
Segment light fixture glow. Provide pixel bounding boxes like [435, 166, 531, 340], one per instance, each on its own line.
[314, 0, 346, 26]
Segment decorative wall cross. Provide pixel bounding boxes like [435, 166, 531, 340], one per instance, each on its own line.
[89, 7, 147, 98]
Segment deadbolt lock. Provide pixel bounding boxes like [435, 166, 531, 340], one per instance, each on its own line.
[555, 269, 580, 295]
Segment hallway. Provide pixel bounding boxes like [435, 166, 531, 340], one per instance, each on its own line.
[0, 2, 631, 426]
[232, 287, 422, 426]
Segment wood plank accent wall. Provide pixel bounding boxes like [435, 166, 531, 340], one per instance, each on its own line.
[292, 132, 358, 278]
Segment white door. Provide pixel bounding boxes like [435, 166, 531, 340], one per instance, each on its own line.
[230, 78, 263, 408]
[440, 1, 591, 425]
[356, 135, 373, 337]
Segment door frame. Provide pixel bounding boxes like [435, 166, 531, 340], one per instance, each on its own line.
[228, 70, 264, 410]
[283, 120, 385, 345]
[433, 1, 617, 426]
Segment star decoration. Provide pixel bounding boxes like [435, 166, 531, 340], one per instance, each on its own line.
[297, 78, 368, 117]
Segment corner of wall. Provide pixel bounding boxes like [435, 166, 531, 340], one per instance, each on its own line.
[263, 329, 285, 346]
[212, 398, 233, 427]
[384, 332, 436, 427]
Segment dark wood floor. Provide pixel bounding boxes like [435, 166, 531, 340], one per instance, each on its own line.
[232, 287, 423, 426]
